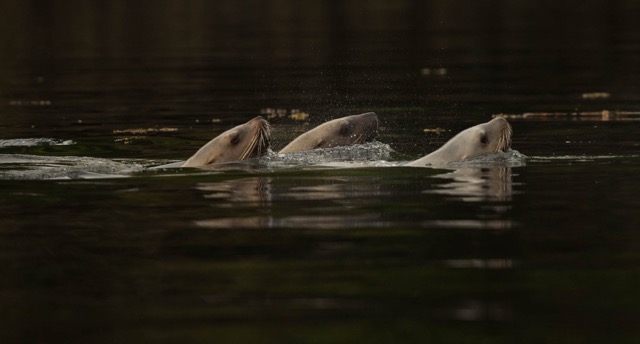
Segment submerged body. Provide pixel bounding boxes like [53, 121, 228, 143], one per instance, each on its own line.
[181, 116, 271, 167]
[406, 117, 512, 167]
[279, 112, 379, 153]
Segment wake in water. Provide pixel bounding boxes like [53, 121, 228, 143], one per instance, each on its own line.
[0, 142, 395, 180]
[0, 154, 146, 180]
[0, 142, 527, 180]
[437, 149, 528, 169]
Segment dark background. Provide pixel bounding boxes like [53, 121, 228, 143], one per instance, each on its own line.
[1, 0, 638, 132]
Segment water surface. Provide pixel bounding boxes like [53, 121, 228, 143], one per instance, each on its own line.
[1, 1, 640, 343]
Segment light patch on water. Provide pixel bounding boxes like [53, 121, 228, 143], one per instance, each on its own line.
[528, 154, 640, 163]
[0, 138, 75, 147]
[438, 300, 512, 322]
[421, 219, 513, 230]
[260, 108, 309, 121]
[494, 110, 640, 121]
[112, 127, 178, 134]
[194, 213, 384, 230]
[8, 99, 52, 106]
[200, 294, 362, 310]
[442, 259, 515, 269]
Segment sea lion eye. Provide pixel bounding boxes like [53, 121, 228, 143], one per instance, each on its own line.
[231, 134, 240, 145]
[480, 133, 488, 144]
[338, 122, 353, 136]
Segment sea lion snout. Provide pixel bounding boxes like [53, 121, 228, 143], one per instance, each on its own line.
[356, 112, 379, 141]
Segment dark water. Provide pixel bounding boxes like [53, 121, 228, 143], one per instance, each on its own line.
[1, 1, 640, 343]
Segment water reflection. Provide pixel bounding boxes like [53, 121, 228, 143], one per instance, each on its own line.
[422, 219, 512, 230]
[193, 177, 273, 229]
[438, 300, 513, 322]
[193, 174, 386, 229]
[192, 166, 516, 231]
[428, 167, 513, 202]
[194, 216, 273, 229]
[423, 167, 514, 231]
[442, 258, 514, 269]
[196, 177, 272, 206]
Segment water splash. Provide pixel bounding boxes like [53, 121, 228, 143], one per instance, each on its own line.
[259, 141, 394, 169]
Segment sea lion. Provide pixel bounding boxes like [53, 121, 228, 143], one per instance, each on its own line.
[181, 116, 271, 167]
[405, 117, 512, 167]
[279, 112, 379, 153]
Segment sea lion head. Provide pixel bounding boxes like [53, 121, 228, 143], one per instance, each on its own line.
[450, 117, 512, 161]
[405, 117, 512, 167]
[279, 112, 379, 153]
[182, 116, 271, 167]
[330, 112, 379, 146]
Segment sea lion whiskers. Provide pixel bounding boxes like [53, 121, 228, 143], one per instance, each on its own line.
[254, 119, 271, 156]
[256, 120, 270, 154]
[239, 120, 270, 160]
[495, 121, 512, 152]
[260, 121, 271, 150]
[239, 135, 258, 160]
[355, 131, 367, 144]
[350, 125, 373, 145]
